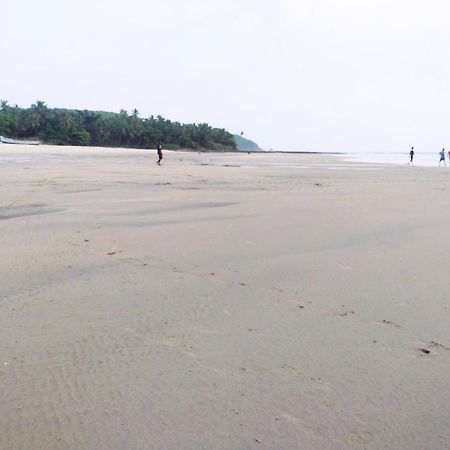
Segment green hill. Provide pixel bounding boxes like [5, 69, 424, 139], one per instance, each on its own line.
[233, 134, 261, 151]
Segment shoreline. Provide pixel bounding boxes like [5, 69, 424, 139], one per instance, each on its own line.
[2, 142, 447, 168]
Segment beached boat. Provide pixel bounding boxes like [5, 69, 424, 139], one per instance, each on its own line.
[0, 136, 41, 145]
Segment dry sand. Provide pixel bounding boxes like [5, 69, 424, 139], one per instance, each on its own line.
[1, 146, 450, 450]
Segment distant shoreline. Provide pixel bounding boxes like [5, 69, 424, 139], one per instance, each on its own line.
[0, 143, 344, 155]
[247, 150, 346, 155]
[191, 149, 347, 155]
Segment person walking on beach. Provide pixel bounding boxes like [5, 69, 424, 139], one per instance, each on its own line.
[439, 148, 446, 166]
[409, 147, 414, 165]
[156, 141, 163, 166]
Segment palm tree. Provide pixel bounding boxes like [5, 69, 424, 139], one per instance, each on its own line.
[29, 101, 49, 133]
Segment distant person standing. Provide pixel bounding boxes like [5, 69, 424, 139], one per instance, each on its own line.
[156, 142, 163, 166]
[447, 149, 450, 164]
[409, 147, 414, 165]
[439, 148, 446, 166]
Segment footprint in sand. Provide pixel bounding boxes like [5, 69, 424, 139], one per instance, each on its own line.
[345, 431, 374, 448]
[338, 310, 355, 318]
[429, 341, 450, 351]
[412, 341, 450, 358]
[412, 347, 437, 358]
[279, 364, 302, 377]
[376, 319, 401, 328]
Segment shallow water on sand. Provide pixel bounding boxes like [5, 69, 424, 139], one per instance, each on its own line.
[346, 150, 450, 168]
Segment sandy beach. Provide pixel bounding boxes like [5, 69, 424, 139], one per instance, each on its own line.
[1, 146, 450, 450]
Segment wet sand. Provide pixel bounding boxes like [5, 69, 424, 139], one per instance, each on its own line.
[1, 146, 450, 449]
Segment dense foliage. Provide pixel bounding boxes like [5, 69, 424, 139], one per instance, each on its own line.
[0, 101, 236, 150]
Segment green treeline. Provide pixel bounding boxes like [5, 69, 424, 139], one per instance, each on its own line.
[0, 101, 236, 150]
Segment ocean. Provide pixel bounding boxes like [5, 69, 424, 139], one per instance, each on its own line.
[344, 150, 449, 168]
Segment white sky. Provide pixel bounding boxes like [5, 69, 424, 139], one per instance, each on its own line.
[2, 0, 450, 152]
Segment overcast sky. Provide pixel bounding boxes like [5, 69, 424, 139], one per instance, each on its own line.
[2, 0, 450, 152]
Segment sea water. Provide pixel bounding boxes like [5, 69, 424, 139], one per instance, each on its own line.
[345, 150, 449, 168]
